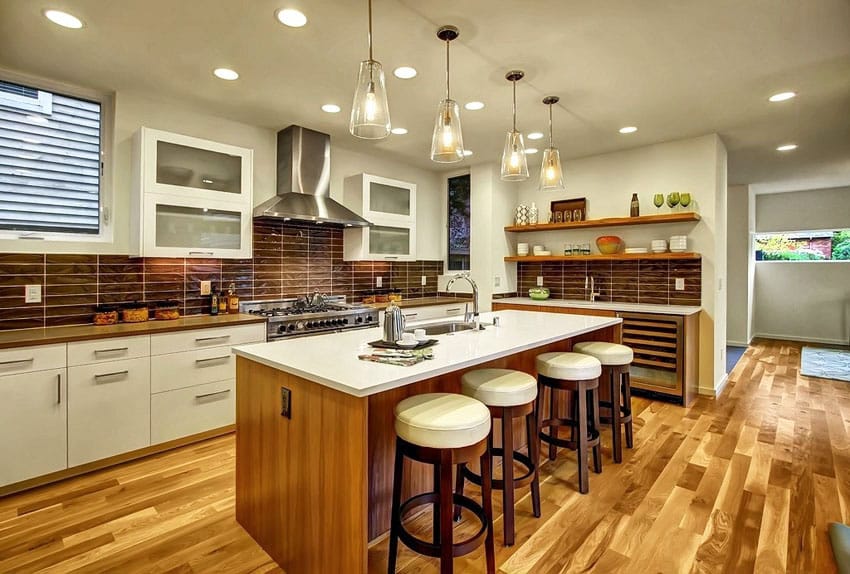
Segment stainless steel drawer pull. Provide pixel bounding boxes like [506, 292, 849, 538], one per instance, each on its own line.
[57, 373, 61, 404]
[189, 251, 215, 256]
[94, 370, 129, 380]
[403, 313, 418, 318]
[446, 308, 461, 313]
[0, 358, 34, 366]
[195, 355, 231, 364]
[94, 347, 129, 354]
[195, 389, 231, 399]
[384, 256, 399, 260]
[196, 335, 231, 342]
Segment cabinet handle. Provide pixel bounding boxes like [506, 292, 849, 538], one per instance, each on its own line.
[94, 347, 129, 354]
[189, 251, 215, 256]
[403, 313, 418, 319]
[0, 358, 34, 366]
[446, 308, 461, 313]
[94, 370, 129, 381]
[57, 373, 61, 404]
[196, 335, 230, 342]
[195, 389, 231, 399]
[195, 355, 231, 365]
[383, 256, 399, 260]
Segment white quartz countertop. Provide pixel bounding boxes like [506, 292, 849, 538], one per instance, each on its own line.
[494, 297, 701, 316]
[232, 310, 621, 397]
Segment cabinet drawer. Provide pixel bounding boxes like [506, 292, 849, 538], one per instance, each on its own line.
[407, 304, 466, 322]
[150, 323, 265, 355]
[68, 336, 150, 366]
[68, 357, 150, 467]
[0, 343, 66, 375]
[151, 347, 235, 394]
[151, 380, 234, 444]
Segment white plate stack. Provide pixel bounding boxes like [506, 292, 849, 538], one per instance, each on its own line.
[624, 247, 648, 254]
[669, 235, 688, 252]
[517, 242, 529, 256]
[651, 239, 667, 253]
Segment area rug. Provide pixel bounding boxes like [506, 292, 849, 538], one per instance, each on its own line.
[801, 347, 850, 383]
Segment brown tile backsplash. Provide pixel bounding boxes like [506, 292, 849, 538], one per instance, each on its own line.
[0, 221, 444, 331]
[517, 258, 701, 306]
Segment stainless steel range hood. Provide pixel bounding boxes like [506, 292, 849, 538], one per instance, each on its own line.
[253, 125, 371, 227]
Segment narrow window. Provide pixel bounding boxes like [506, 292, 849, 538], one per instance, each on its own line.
[447, 174, 471, 271]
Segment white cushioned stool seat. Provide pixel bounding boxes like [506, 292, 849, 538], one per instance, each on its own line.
[394, 393, 491, 449]
[461, 369, 538, 407]
[536, 352, 602, 380]
[573, 341, 634, 366]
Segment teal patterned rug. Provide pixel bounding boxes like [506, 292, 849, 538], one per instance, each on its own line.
[801, 347, 850, 383]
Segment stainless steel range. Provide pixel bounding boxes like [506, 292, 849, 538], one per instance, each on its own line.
[240, 294, 379, 340]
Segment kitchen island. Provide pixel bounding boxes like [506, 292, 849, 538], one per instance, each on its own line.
[232, 310, 621, 574]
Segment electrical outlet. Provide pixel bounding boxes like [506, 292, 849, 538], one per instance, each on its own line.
[675, 277, 685, 291]
[200, 280, 212, 296]
[537, 276, 544, 287]
[494, 275, 501, 287]
[376, 276, 383, 288]
[25, 284, 41, 304]
[280, 387, 292, 419]
[421, 275, 427, 286]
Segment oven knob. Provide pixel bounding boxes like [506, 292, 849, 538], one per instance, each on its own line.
[288, 324, 296, 332]
[318, 321, 326, 327]
[355, 316, 363, 323]
[296, 321, 305, 331]
[343, 318, 349, 325]
[365, 315, 373, 322]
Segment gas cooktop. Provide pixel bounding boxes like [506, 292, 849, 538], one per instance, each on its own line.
[240, 295, 379, 339]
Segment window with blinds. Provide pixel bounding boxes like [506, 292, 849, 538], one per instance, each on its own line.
[0, 79, 102, 235]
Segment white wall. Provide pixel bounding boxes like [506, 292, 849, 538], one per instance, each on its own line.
[726, 185, 750, 345]
[1, 89, 444, 259]
[752, 186, 850, 345]
[512, 134, 728, 394]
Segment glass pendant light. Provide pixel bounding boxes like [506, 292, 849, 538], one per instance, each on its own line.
[350, 0, 390, 139]
[430, 25, 464, 163]
[538, 95, 565, 191]
[500, 70, 529, 181]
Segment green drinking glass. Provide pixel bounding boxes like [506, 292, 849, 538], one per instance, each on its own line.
[666, 192, 680, 210]
[653, 193, 664, 210]
[680, 192, 692, 210]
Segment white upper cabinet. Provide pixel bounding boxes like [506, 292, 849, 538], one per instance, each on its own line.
[344, 173, 417, 261]
[131, 128, 254, 259]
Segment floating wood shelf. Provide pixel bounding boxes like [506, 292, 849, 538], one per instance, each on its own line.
[504, 212, 700, 232]
[504, 252, 701, 262]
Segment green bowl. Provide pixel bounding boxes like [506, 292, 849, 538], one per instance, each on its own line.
[529, 287, 550, 300]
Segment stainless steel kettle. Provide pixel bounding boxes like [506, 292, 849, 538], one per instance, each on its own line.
[382, 302, 405, 343]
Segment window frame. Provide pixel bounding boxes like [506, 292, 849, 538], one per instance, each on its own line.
[754, 229, 850, 262]
[446, 172, 471, 272]
[0, 68, 114, 244]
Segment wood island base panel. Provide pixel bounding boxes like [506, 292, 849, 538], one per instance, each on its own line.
[233, 312, 620, 574]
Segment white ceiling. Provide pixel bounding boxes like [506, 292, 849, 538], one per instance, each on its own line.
[2, 0, 849, 190]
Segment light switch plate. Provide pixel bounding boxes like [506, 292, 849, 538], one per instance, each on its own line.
[25, 284, 41, 303]
[376, 276, 383, 288]
[537, 276, 544, 287]
[421, 275, 427, 286]
[675, 277, 685, 291]
[494, 275, 501, 287]
[200, 280, 212, 295]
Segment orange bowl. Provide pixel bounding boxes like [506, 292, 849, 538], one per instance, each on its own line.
[596, 235, 623, 255]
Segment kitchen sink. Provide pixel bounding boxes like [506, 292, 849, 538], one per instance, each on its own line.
[405, 321, 479, 336]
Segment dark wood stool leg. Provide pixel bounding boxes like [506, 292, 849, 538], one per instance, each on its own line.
[610, 367, 623, 463]
[388, 439, 404, 574]
[433, 462, 441, 545]
[438, 449, 454, 574]
[623, 371, 634, 448]
[577, 383, 589, 494]
[590, 387, 602, 474]
[453, 464, 464, 522]
[480, 448, 496, 574]
[501, 406, 516, 546]
[526, 408, 541, 518]
[548, 386, 558, 461]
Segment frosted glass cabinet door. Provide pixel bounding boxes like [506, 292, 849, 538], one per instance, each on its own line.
[369, 225, 412, 257]
[156, 141, 243, 195]
[368, 181, 411, 217]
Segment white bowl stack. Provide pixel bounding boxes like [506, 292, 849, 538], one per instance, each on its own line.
[651, 239, 667, 253]
[517, 242, 529, 256]
[669, 235, 688, 252]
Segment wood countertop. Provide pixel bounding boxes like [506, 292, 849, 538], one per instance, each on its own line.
[0, 314, 266, 350]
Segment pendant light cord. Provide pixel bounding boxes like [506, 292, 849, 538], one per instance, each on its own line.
[548, 103, 554, 148]
[367, 0, 373, 61]
[445, 40, 450, 100]
[511, 80, 517, 131]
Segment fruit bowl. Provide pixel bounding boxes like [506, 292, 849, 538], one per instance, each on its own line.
[528, 287, 550, 300]
[595, 235, 623, 255]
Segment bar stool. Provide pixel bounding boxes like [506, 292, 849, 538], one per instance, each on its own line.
[535, 352, 602, 494]
[454, 369, 541, 546]
[573, 341, 634, 463]
[388, 393, 496, 574]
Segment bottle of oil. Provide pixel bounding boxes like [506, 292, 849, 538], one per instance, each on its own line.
[218, 288, 228, 314]
[210, 287, 219, 316]
[227, 282, 239, 314]
[630, 193, 640, 217]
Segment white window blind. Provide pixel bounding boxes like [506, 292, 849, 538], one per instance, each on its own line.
[0, 79, 102, 235]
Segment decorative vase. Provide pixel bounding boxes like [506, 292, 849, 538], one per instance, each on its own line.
[529, 202, 538, 225]
[515, 204, 529, 226]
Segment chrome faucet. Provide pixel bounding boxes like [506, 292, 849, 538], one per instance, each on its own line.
[586, 275, 600, 302]
[446, 272, 480, 325]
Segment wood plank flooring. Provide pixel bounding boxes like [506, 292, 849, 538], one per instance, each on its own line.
[0, 339, 846, 573]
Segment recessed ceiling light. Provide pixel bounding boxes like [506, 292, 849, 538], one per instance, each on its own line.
[276, 8, 307, 27]
[526, 148, 539, 154]
[769, 91, 797, 102]
[393, 66, 417, 79]
[321, 104, 341, 113]
[527, 132, 544, 140]
[390, 127, 408, 135]
[619, 126, 638, 134]
[44, 9, 84, 29]
[776, 143, 798, 152]
[464, 101, 485, 111]
[213, 68, 239, 81]
[463, 150, 473, 156]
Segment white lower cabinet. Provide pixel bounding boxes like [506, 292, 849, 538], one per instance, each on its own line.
[0, 368, 67, 486]
[151, 380, 235, 444]
[68, 357, 151, 467]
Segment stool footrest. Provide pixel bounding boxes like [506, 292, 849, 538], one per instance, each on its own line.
[396, 492, 488, 558]
[460, 449, 536, 490]
[539, 417, 601, 451]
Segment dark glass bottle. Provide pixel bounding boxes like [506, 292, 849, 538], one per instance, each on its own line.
[630, 193, 640, 217]
[210, 288, 219, 316]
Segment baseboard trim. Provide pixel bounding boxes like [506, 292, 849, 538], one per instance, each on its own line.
[697, 373, 730, 399]
[726, 340, 750, 348]
[753, 332, 848, 346]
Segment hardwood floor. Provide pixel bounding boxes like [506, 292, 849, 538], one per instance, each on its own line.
[0, 339, 845, 573]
